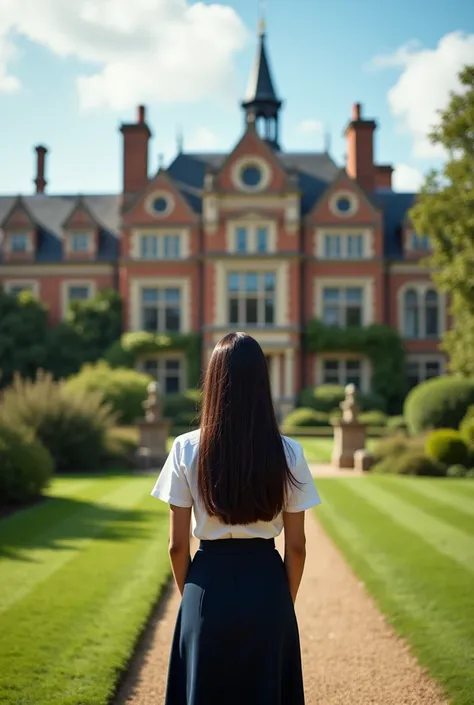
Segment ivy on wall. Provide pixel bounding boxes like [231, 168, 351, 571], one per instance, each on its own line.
[305, 320, 407, 412]
[104, 331, 202, 388]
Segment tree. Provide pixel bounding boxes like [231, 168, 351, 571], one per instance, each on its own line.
[0, 289, 49, 386]
[410, 65, 474, 375]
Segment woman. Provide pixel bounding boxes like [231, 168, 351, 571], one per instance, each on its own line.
[151, 332, 321, 705]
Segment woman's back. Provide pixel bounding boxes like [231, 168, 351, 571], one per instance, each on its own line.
[152, 428, 320, 540]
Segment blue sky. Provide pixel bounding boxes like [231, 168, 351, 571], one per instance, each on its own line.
[0, 0, 473, 195]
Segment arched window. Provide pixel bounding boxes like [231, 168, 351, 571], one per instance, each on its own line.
[425, 289, 439, 338]
[404, 289, 419, 338]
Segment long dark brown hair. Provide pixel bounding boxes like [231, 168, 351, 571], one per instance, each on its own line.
[197, 332, 298, 525]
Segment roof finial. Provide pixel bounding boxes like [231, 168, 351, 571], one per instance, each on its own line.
[258, 0, 266, 36]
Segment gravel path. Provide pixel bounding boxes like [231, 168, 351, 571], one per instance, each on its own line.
[115, 513, 448, 705]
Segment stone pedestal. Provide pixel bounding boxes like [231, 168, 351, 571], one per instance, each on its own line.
[354, 449, 374, 472]
[331, 421, 367, 469]
[135, 418, 171, 470]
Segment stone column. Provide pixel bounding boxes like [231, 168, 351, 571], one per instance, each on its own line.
[271, 354, 281, 400]
[284, 348, 294, 398]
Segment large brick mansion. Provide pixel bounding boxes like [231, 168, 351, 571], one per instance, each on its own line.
[0, 26, 445, 415]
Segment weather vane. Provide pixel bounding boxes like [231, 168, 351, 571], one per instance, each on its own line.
[258, 0, 267, 35]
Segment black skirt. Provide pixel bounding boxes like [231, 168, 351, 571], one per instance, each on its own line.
[165, 538, 305, 705]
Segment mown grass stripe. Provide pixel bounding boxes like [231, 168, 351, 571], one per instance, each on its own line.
[345, 478, 474, 573]
[0, 475, 128, 560]
[379, 477, 474, 536]
[0, 477, 154, 613]
[436, 480, 474, 499]
[315, 479, 474, 705]
[0, 489, 169, 705]
[391, 478, 474, 517]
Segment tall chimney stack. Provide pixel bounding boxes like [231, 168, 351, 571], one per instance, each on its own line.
[34, 145, 48, 194]
[120, 105, 152, 196]
[344, 103, 377, 193]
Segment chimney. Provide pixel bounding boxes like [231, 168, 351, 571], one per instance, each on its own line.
[344, 103, 377, 193]
[34, 145, 48, 194]
[120, 104, 152, 195]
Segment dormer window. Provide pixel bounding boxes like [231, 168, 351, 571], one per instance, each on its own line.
[10, 232, 29, 253]
[71, 231, 90, 253]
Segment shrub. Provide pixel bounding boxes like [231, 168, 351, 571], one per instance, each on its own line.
[373, 450, 444, 476]
[0, 420, 53, 505]
[103, 426, 139, 466]
[447, 464, 468, 478]
[387, 415, 408, 432]
[425, 429, 468, 467]
[404, 376, 474, 435]
[459, 405, 474, 447]
[0, 372, 116, 473]
[372, 433, 424, 462]
[300, 385, 386, 414]
[282, 408, 329, 428]
[64, 362, 152, 424]
[163, 390, 202, 423]
[359, 410, 388, 427]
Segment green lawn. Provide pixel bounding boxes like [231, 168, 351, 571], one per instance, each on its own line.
[295, 436, 377, 463]
[315, 475, 474, 705]
[0, 472, 170, 705]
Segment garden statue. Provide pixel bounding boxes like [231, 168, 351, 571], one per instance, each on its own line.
[135, 381, 171, 471]
[331, 384, 369, 470]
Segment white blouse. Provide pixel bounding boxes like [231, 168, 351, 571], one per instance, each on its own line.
[150, 429, 321, 540]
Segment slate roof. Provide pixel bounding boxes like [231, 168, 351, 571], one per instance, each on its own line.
[167, 151, 341, 215]
[0, 156, 416, 263]
[0, 194, 120, 263]
[374, 191, 416, 258]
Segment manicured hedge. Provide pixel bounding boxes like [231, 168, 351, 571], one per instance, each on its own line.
[282, 408, 329, 428]
[425, 429, 468, 467]
[300, 385, 386, 414]
[404, 376, 474, 434]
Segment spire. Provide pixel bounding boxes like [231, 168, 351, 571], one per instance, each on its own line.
[242, 10, 282, 150]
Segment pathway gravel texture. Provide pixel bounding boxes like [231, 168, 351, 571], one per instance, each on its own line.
[115, 512, 448, 705]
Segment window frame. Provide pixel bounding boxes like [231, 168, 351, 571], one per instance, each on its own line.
[400, 285, 442, 340]
[321, 286, 364, 328]
[140, 355, 185, 395]
[140, 286, 182, 333]
[227, 271, 277, 326]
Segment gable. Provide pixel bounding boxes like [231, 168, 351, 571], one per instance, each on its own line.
[122, 169, 198, 226]
[1, 197, 36, 230]
[308, 170, 381, 224]
[63, 198, 98, 230]
[215, 124, 288, 193]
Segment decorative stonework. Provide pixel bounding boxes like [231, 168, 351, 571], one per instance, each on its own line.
[145, 190, 175, 218]
[135, 381, 172, 470]
[329, 190, 359, 218]
[231, 155, 271, 192]
[331, 384, 367, 470]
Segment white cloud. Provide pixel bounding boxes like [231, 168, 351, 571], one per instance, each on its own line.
[371, 31, 474, 158]
[298, 119, 323, 134]
[0, 0, 248, 109]
[392, 164, 425, 192]
[186, 126, 221, 151]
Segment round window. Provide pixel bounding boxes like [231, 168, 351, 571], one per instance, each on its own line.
[336, 196, 352, 213]
[241, 165, 262, 188]
[152, 196, 169, 214]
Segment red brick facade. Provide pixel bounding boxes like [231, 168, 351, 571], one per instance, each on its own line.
[0, 30, 446, 413]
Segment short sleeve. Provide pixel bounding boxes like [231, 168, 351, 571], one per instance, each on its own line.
[150, 439, 193, 508]
[285, 441, 322, 513]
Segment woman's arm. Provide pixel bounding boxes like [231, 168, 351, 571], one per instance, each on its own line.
[169, 505, 192, 595]
[282, 510, 307, 604]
